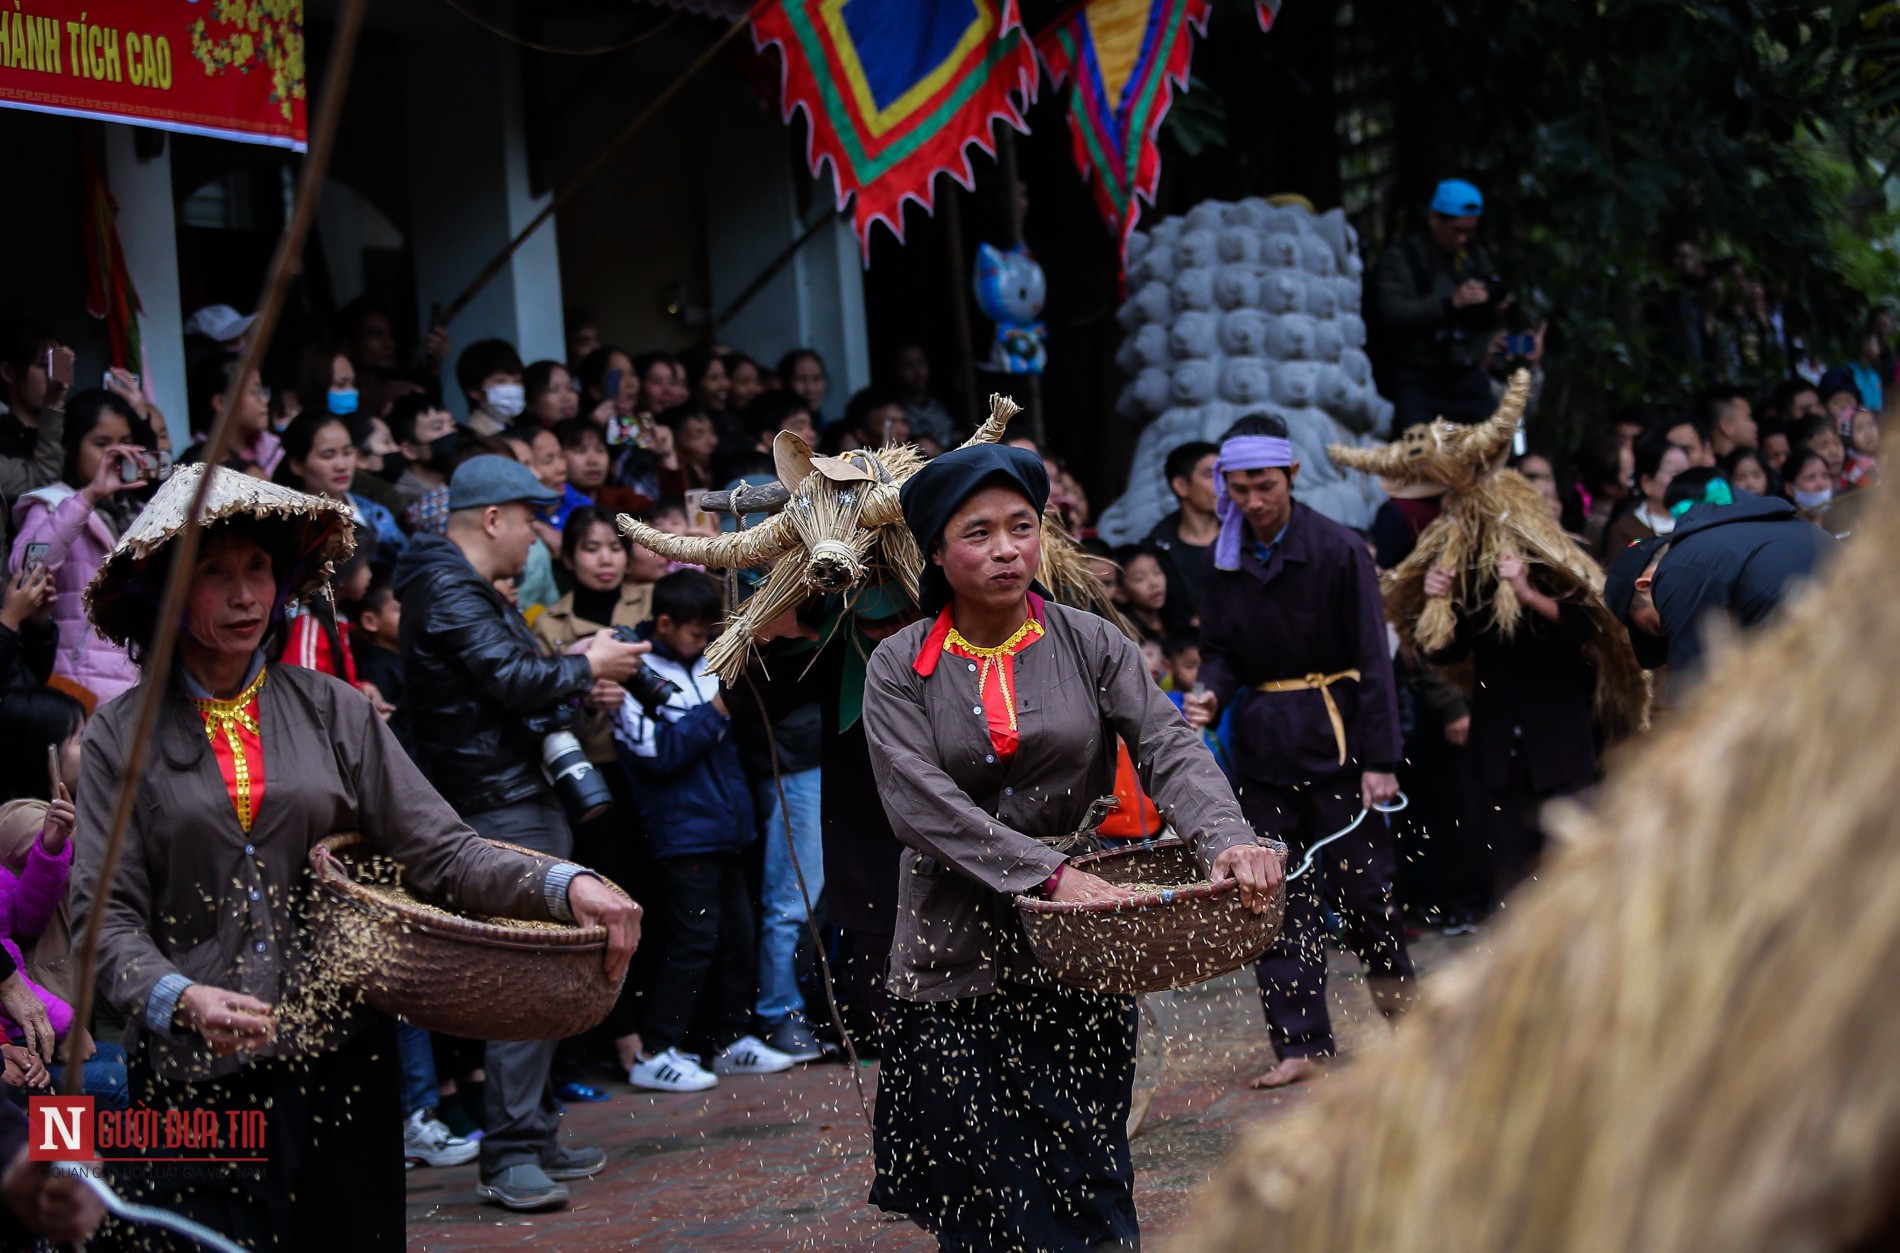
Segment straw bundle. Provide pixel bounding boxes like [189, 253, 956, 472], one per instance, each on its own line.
[619, 395, 1128, 682]
[1178, 477, 1900, 1252]
[1329, 372, 1649, 742]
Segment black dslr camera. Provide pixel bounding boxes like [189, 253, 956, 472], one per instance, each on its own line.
[611, 626, 683, 714]
[526, 633, 684, 825]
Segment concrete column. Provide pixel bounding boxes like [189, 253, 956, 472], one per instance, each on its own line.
[400, 5, 563, 414]
[695, 67, 869, 418]
[103, 125, 187, 449]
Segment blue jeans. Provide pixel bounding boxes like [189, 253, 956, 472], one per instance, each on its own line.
[50, 1040, 130, 1111]
[754, 767, 823, 1027]
[396, 1022, 439, 1118]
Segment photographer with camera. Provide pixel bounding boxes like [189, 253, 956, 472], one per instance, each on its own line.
[394, 455, 650, 1211]
[7, 389, 159, 704]
[1374, 179, 1512, 431]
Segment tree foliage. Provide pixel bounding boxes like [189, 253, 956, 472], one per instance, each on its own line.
[1363, 1, 1900, 432]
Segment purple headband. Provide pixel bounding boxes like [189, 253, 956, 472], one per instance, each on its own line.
[1213, 436, 1295, 571]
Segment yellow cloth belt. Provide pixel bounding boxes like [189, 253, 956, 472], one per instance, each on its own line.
[1254, 669, 1362, 767]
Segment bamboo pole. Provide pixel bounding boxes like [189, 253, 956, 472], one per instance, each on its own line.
[943, 190, 980, 432]
[996, 128, 1047, 447]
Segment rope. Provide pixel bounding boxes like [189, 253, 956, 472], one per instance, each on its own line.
[434, 0, 680, 55]
[742, 671, 875, 1136]
[1287, 792, 1410, 882]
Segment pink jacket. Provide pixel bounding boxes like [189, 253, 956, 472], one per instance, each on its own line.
[0, 829, 74, 1044]
[9, 483, 140, 705]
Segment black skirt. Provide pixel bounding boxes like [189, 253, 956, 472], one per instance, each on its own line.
[871, 980, 1140, 1253]
[98, 1016, 403, 1252]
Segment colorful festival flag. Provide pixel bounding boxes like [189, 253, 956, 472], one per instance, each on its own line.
[1256, 0, 1281, 32]
[1035, 0, 1212, 265]
[752, 0, 1039, 257]
[81, 142, 141, 373]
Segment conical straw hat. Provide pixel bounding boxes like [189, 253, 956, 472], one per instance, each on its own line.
[85, 462, 356, 649]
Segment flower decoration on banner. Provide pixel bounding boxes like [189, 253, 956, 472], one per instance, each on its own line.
[752, 0, 1039, 258]
[190, 0, 307, 123]
[1035, 0, 1213, 267]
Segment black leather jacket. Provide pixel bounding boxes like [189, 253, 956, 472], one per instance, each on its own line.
[393, 533, 593, 816]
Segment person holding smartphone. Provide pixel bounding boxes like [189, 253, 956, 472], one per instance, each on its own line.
[7, 389, 153, 704]
[0, 558, 55, 692]
[0, 323, 73, 557]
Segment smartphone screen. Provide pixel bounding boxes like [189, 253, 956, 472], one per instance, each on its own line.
[46, 346, 74, 388]
[21, 542, 49, 585]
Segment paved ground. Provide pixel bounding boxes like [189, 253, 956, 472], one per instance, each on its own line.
[405, 932, 1468, 1251]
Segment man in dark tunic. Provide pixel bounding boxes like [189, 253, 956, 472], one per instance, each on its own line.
[1186, 415, 1414, 1088]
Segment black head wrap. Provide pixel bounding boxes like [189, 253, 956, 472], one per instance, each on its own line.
[899, 444, 1050, 615]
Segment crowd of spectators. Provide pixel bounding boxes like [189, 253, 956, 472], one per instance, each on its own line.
[0, 252, 1884, 1213]
[0, 300, 995, 1184]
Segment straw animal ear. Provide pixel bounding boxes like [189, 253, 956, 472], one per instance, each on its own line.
[771, 429, 819, 491]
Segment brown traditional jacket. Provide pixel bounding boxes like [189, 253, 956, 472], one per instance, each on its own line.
[72, 662, 570, 1081]
[863, 600, 1254, 1003]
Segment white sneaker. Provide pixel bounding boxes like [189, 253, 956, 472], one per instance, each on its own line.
[404, 1108, 480, 1168]
[711, 1034, 797, 1076]
[628, 1047, 718, 1093]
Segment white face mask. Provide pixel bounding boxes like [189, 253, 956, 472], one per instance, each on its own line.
[485, 382, 526, 419]
[1793, 486, 1833, 511]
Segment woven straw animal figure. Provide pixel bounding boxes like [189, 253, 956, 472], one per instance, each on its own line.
[1328, 370, 1649, 743]
[1180, 452, 1900, 1253]
[618, 395, 1119, 684]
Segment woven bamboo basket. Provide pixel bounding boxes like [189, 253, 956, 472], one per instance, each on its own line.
[1016, 839, 1285, 996]
[307, 833, 627, 1041]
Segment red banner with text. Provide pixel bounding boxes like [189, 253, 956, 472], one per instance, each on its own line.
[0, 0, 306, 150]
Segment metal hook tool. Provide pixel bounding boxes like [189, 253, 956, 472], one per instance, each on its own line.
[53, 1165, 250, 1253]
[1286, 791, 1410, 881]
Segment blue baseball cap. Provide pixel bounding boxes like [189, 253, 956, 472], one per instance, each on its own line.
[447, 454, 561, 511]
[1430, 179, 1484, 217]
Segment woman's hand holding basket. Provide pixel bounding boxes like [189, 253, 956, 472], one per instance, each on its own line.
[1212, 844, 1286, 915]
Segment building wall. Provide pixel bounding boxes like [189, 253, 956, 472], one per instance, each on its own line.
[541, 22, 714, 359]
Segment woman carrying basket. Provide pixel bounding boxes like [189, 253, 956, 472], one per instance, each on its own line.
[70, 464, 637, 1249]
[862, 444, 1283, 1252]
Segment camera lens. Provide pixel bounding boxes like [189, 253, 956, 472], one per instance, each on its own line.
[626, 665, 682, 714]
[540, 729, 613, 823]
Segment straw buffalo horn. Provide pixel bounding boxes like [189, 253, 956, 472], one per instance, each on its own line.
[960, 394, 1023, 449]
[616, 512, 798, 566]
[1328, 370, 1531, 479]
[701, 481, 792, 515]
